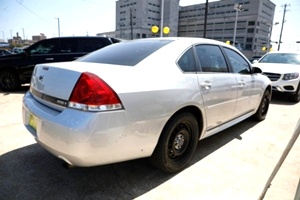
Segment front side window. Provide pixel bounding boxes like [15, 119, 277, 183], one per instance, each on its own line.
[29, 40, 58, 55]
[195, 45, 228, 73]
[223, 47, 251, 74]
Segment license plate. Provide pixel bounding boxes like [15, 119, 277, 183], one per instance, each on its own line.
[29, 114, 38, 131]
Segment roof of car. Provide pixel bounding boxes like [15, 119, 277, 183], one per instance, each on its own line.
[47, 36, 112, 39]
[125, 37, 233, 48]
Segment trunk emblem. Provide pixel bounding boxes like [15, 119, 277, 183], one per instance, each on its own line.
[38, 75, 44, 81]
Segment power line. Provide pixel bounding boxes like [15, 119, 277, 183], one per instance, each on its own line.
[15, 0, 49, 24]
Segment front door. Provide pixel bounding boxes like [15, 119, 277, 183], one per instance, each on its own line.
[195, 44, 238, 131]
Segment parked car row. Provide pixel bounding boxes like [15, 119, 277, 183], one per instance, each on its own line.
[0, 36, 121, 91]
[22, 37, 272, 173]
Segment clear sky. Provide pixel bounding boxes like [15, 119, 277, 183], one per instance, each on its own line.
[0, 0, 299, 50]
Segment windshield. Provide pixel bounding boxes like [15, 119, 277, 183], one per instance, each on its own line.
[259, 53, 300, 65]
[78, 39, 174, 66]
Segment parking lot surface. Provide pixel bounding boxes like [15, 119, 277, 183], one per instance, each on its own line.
[0, 86, 299, 200]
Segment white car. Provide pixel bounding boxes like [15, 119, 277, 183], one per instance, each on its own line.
[252, 51, 300, 102]
[22, 37, 271, 173]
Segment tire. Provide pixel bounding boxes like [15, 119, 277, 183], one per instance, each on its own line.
[253, 90, 270, 121]
[290, 84, 300, 103]
[0, 69, 20, 91]
[150, 112, 199, 173]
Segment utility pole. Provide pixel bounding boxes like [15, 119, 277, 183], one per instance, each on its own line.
[1, 31, 5, 42]
[233, 4, 243, 47]
[130, 8, 133, 40]
[160, 0, 164, 37]
[267, 22, 279, 51]
[203, 0, 208, 38]
[55, 17, 60, 37]
[278, 4, 289, 51]
[21, 28, 25, 43]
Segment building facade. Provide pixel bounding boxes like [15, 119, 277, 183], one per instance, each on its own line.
[178, 0, 275, 58]
[115, 0, 179, 39]
[32, 33, 47, 43]
[114, 0, 276, 58]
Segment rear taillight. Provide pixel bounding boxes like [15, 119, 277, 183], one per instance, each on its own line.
[68, 72, 123, 112]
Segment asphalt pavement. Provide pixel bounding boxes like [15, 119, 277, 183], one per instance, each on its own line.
[0, 86, 299, 200]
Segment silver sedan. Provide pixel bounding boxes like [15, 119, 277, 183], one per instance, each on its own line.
[22, 37, 271, 173]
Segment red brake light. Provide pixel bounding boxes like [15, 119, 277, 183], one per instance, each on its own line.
[68, 72, 122, 111]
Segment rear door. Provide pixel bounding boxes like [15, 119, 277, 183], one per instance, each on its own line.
[195, 44, 238, 131]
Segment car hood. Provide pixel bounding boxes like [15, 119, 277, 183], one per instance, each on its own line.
[253, 63, 300, 74]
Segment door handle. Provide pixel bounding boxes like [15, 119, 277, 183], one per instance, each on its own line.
[200, 81, 212, 90]
[238, 80, 245, 88]
[45, 58, 54, 61]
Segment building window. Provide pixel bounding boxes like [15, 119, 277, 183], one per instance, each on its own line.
[248, 21, 255, 26]
[247, 28, 254, 33]
[245, 44, 252, 50]
[246, 37, 253, 42]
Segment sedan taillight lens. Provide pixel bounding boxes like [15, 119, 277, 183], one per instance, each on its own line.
[68, 72, 123, 112]
[283, 73, 299, 80]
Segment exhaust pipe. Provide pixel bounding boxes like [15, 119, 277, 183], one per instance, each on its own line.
[62, 161, 75, 169]
[58, 156, 75, 169]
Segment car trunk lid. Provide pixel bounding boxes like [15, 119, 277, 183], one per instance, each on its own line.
[30, 61, 130, 111]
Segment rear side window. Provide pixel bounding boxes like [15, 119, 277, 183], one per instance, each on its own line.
[196, 45, 228, 73]
[78, 39, 173, 66]
[59, 39, 78, 53]
[77, 38, 111, 53]
[177, 48, 196, 72]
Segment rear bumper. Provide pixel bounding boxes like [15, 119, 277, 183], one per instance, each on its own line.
[22, 92, 158, 167]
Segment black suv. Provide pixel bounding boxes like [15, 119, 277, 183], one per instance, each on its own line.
[0, 36, 121, 91]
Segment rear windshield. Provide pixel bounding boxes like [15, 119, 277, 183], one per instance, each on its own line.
[78, 39, 173, 66]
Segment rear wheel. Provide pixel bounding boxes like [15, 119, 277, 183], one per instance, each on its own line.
[253, 90, 270, 121]
[150, 112, 199, 173]
[290, 84, 300, 102]
[0, 69, 20, 91]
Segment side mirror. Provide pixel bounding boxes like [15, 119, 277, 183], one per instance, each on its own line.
[252, 67, 262, 73]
